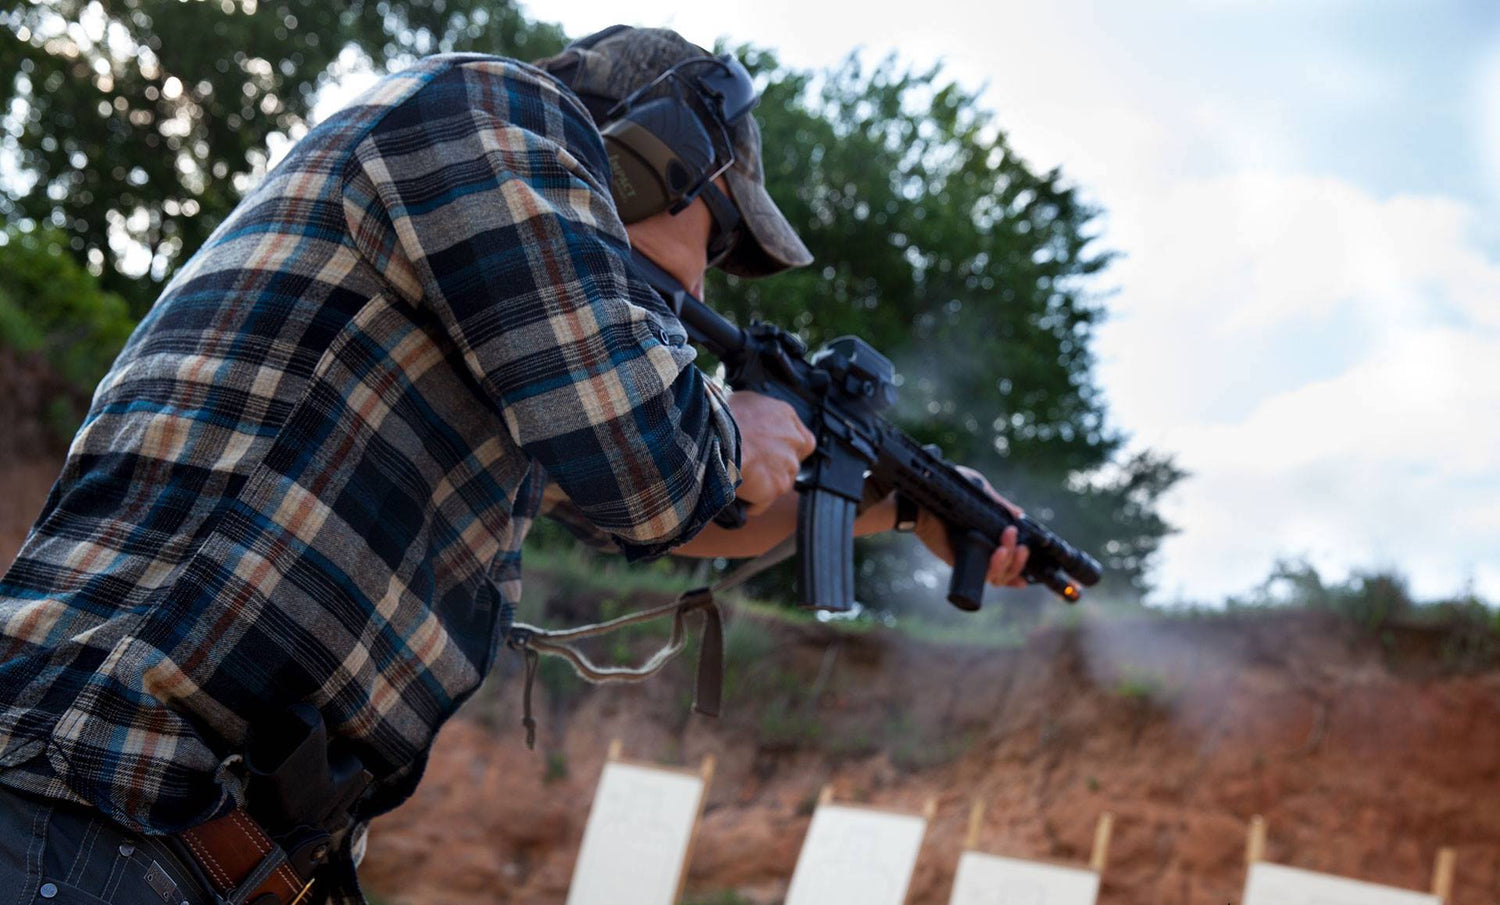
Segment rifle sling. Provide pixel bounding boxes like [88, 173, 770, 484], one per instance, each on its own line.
[506, 537, 796, 748]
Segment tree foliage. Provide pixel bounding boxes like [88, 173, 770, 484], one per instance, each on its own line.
[0, 226, 135, 441]
[0, 0, 564, 315]
[711, 50, 1180, 598]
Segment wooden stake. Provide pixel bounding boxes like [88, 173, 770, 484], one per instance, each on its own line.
[1431, 847, 1456, 903]
[672, 754, 718, 905]
[1245, 816, 1267, 865]
[1089, 813, 1114, 874]
[964, 800, 986, 850]
[818, 785, 834, 807]
[922, 797, 938, 822]
[606, 738, 622, 761]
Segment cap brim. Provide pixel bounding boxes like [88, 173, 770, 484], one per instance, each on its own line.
[721, 167, 813, 278]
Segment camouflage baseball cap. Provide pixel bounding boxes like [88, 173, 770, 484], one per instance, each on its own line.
[534, 26, 814, 278]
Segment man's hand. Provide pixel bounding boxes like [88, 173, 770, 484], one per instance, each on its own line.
[911, 466, 1030, 589]
[727, 391, 817, 516]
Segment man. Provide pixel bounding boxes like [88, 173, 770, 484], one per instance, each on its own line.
[0, 25, 1029, 905]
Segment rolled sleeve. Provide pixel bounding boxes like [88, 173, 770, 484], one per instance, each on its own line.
[344, 60, 739, 557]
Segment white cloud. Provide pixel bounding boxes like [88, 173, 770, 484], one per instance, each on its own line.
[1101, 173, 1500, 601]
[1099, 172, 1500, 430]
[1480, 46, 1500, 206]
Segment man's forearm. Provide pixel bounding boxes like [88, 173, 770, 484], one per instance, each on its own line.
[671, 491, 898, 559]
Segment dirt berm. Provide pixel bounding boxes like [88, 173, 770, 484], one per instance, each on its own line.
[359, 590, 1500, 905]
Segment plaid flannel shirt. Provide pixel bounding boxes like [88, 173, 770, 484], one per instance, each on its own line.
[0, 54, 740, 900]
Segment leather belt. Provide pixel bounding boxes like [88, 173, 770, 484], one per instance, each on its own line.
[178, 807, 315, 905]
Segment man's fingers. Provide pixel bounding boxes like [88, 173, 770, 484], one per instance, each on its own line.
[1005, 543, 1030, 586]
[986, 527, 1029, 587]
[956, 465, 1024, 519]
[793, 420, 817, 458]
[779, 451, 801, 491]
[727, 391, 815, 506]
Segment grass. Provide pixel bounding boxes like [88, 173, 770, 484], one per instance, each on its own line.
[883, 712, 974, 771]
[681, 892, 752, 905]
[512, 545, 1500, 743]
[1111, 666, 1169, 703]
[517, 546, 1500, 686]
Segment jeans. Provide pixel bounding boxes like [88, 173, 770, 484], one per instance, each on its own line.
[0, 784, 213, 905]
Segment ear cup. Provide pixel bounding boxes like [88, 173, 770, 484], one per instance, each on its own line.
[600, 96, 717, 222]
[603, 125, 671, 223]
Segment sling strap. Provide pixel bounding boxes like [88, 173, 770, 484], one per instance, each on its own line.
[505, 536, 796, 748]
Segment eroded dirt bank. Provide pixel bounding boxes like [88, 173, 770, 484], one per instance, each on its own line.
[360, 608, 1500, 905]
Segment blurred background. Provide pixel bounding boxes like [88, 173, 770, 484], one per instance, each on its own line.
[1, 1, 1497, 903]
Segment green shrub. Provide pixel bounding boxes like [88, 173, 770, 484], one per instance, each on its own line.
[538, 655, 588, 710]
[0, 228, 136, 437]
[1111, 666, 1167, 702]
[756, 697, 824, 749]
[544, 751, 569, 784]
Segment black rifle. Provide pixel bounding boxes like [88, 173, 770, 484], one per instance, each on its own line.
[631, 251, 1103, 612]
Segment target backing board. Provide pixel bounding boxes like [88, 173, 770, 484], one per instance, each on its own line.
[784, 803, 928, 905]
[565, 761, 706, 905]
[948, 850, 1100, 905]
[1243, 862, 1441, 905]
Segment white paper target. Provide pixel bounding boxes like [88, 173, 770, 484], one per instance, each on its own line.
[784, 804, 928, 905]
[565, 761, 706, 905]
[1244, 863, 1441, 905]
[948, 851, 1100, 905]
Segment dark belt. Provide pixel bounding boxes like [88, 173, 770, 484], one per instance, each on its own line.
[178, 807, 315, 905]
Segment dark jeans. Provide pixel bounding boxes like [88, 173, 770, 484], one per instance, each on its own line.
[0, 784, 213, 905]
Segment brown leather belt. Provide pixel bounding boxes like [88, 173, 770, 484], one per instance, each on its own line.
[178, 807, 315, 905]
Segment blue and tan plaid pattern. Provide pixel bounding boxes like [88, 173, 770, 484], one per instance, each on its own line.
[0, 53, 739, 896]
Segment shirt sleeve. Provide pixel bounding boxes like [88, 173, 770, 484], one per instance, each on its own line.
[538, 477, 622, 554]
[343, 59, 740, 559]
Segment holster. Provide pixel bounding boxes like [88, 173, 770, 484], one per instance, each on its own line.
[244, 704, 373, 878]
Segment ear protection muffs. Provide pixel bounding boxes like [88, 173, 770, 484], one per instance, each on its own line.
[602, 95, 718, 223]
[599, 55, 759, 225]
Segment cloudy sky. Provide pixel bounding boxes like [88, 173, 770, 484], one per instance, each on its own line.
[522, 0, 1500, 604]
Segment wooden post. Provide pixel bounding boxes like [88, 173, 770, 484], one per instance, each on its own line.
[922, 797, 938, 822]
[1431, 847, 1456, 903]
[964, 800, 985, 850]
[818, 785, 834, 807]
[671, 754, 718, 905]
[1245, 816, 1267, 865]
[606, 738, 622, 761]
[1089, 812, 1114, 874]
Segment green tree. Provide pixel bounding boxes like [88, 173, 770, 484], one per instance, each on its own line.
[0, 0, 565, 316]
[708, 50, 1180, 600]
[0, 226, 135, 447]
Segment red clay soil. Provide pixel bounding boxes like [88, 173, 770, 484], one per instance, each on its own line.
[360, 612, 1500, 905]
